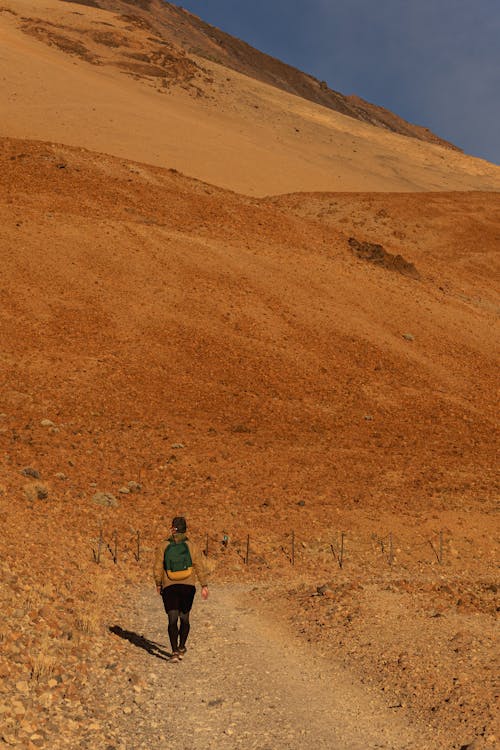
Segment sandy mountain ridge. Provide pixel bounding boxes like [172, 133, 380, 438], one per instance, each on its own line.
[58, 0, 460, 151]
[2, 0, 500, 195]
[0, 1, 499, 748]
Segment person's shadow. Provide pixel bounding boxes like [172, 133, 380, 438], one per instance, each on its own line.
[109, 625, 172, 661]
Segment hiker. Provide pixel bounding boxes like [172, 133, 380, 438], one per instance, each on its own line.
[154, 516, 209, 662]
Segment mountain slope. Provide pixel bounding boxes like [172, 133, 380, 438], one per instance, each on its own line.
[69, 0, 459, 150]
[1, 4, 498, 748]
[1, 135, 498, 518]
[1, 0, 500, 195]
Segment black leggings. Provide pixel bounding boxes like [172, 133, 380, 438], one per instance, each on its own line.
[161, 584, 196, 652]
[167, 609, 190, 651]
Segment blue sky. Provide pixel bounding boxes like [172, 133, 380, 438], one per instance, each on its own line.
[175, 1, 500, 164]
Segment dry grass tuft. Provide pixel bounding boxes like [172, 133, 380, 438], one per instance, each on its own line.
[75, 608, 101, 635]
[30, 637, 57, 682]
[31, 654, 57, 682]
[24, 588, 42, 613]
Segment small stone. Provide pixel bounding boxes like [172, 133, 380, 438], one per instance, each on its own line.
[118, 487, 130, 494]
[402, 333, 414, 341]
[171, 443, 185, 449]
[208, 698, 224, 707]
[127, 481, 141, 493]
[54, 472, 67, 480]
[297, 500, 306, 507]
[40, 419, 55, 428]
[21, 467, 40, 479]
[316, 584, 331, 596]
[92, 492, 118, 508]
[24, 483, 49, 501]
[122, 706, 133, 715]
[363, 414, 373, 421]
[37, 692, 53, 709]
[13, 706, 26, 717]
[232, 424, 251, 433]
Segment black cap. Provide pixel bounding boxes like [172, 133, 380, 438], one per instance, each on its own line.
[172, 516, 187, 533]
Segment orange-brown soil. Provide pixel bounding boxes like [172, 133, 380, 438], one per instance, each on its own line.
[0, 136, 498, 748]
[0, 1, 498, 747]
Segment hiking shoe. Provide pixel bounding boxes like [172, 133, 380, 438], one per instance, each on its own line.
[178, 646, 187, 656]
[169, 653, 180, 663]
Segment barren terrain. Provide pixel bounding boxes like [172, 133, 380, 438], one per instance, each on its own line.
[2, 1, 500, 194]
[1, 135, 498, 749]
[0, 1, 498, 749]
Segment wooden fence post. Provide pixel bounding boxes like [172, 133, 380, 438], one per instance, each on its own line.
[112, 530, 118, 564]
[339, 532, 345, 568]
[93, 522, 103, 564]
[429, 530, 445, 564]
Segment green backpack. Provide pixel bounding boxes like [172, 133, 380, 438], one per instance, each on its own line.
[163, 538, 193, 581]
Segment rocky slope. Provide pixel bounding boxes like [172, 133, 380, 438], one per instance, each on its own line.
[0, 135, 498, 746]
[0, 4, 498, 748]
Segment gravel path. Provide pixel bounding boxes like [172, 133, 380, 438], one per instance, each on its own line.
[105, 584, 432, 750]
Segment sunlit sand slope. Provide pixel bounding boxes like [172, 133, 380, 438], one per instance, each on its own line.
[1, 0, 500, 195]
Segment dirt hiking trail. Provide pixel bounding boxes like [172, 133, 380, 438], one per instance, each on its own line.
[107, 584, 433, 750]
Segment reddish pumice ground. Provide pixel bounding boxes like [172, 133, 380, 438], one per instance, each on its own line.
[0, 137, 498, 749]
[0, 1, 499, 748]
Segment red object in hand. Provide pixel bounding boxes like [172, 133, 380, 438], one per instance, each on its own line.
[201, 586, 209, 600]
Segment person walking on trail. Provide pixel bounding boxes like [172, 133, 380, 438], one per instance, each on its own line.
[154, 516, 209, 663]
